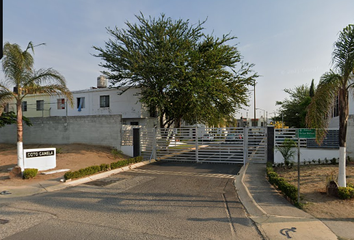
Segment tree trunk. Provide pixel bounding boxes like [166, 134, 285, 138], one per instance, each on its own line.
[338, 87, 348, 187]
[16, 98, 24, 172]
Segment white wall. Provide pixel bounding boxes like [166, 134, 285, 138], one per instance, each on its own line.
[275, 148, 339, 163]
[350, 93, 354, 115]
[50, 88, 149, 119]
[0, 115, 122, 150]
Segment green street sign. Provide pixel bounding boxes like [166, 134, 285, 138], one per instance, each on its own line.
[296, 129, 316, 139]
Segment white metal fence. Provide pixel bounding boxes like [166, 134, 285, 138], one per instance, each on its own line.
[123, 127, 268, 164]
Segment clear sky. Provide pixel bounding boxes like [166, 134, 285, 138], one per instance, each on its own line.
[3, 0, 354, 119]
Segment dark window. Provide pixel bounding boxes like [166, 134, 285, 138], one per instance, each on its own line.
[130, 122, 139, 125]
[100, 95, 110, 108]
[77, 97, 85, 110]
[4, 103, 9, 112]
[22, 101, 27, 111]
[36, 100, 44, 111]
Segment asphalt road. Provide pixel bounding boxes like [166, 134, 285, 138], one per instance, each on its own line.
[1, 162, 262, 240]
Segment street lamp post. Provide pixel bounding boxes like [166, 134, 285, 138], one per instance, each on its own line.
[254, 83, 256, 125]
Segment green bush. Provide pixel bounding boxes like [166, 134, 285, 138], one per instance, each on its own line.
[100, 163, 110, 171]
[23, 168, 38, 179]
[338, 187, 354, 200]
[64, 156, 144, 180]
[266, 166, 299, 204]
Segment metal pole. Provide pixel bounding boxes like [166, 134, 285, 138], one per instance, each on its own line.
[152, 127, 157, 161]
[254, 83, 256, 125]
[297, 137, 301, 204]
[195, 126, 199, 163]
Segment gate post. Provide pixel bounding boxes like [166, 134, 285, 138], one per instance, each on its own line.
[267, 126, 275, 164]
[152, 127, 157, 160]
[243, 127, 248, 164]
[133, 128, 140, 157]
[195, 126, 199, 163]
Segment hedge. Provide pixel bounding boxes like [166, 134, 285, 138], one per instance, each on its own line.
[23, 168, 38, 179]
[266, 165, 299, 205]
[338, 186, 354, 200]
[64, 156, 144, 180]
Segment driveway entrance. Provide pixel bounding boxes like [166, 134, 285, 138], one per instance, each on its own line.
[139, 127, 267, 164]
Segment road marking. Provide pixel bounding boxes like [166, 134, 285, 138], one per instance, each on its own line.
[129, 169, 236, 179]
[222, 193, 236, 237]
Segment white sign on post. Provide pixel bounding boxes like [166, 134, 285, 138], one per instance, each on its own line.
[23, 148, 56, 171]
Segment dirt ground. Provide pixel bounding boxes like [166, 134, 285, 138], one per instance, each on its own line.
[0, 143, 128, 187]
[274, 163, 354, 220]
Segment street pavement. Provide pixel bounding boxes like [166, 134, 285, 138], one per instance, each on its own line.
[1, 159, 353, 239]
[0, 161, 260, 240]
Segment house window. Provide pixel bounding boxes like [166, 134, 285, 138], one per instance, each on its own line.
[100, 95, 110, 108]
[77, 97, 85, 111]
[4, 103, 9, 113]
[130, 122, 139, 126]
[36, 100, 44, 111]
[57, 98, 66, 110]
[22, 101, 27, 112]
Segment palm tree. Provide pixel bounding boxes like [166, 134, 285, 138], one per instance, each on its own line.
[0, 42, 73, 171]
[306, 24, 354, 187]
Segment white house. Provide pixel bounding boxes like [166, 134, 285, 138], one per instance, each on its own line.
[328, 93, 354, 158]
[50, 87, 156, 128]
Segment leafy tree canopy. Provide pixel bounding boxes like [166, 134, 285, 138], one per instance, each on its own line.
[94, 13, 258, 128]
[275, 83, 314, 128]
[0, 111, 32, 128]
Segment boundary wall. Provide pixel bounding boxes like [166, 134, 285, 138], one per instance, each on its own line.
[0, 115, 122, 150]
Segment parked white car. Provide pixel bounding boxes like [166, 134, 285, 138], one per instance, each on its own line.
[201, 133, 214, 141]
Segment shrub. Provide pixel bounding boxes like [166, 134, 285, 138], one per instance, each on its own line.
[276, 138, 296, 165]
[266, 166, 299, 205]
[64, 156, 144, 180]
[23, 168, 38, 179]
[56, 148, 63, 154]
[330, 158, 337, 165]
[111, 149, 123, 158]
[338, 187, 354, 200]
[100, 163, 110, 171]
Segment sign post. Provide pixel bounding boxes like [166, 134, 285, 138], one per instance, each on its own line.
[295, 129, 316, 204]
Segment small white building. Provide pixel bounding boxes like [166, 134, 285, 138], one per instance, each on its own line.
[328, 93, 354, 158]
[49, 76, 157, 128]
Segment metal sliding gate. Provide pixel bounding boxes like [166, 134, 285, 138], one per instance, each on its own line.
[139, 127, 267, 164]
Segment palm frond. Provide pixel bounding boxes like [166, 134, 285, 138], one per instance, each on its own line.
[332, 25, 354, 82]
[306, 71, 341, 143]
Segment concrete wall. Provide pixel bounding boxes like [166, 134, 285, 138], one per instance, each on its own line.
[0, 115, 122, 150]
[275, 148, 339, 164]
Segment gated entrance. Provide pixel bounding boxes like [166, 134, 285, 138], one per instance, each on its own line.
[137, 127, 268, 164]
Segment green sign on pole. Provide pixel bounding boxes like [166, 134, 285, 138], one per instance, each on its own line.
[296, 129, 316, 139]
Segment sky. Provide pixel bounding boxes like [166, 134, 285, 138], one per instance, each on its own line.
[3, 0, 354, 119]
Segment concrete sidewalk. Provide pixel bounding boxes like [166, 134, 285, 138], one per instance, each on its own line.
[235, 163, 353, 240]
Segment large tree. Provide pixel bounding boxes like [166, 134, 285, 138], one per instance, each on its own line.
[306, 24, 354, 187]
[275, 83, 313, 128]
[94, 13, 258, 128]
[0, 42, 73, 171]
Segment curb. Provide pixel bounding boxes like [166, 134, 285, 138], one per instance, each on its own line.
[2, 159, 156, 197]
[235, 163, 267, 217]
[62, 159, 156, 188]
